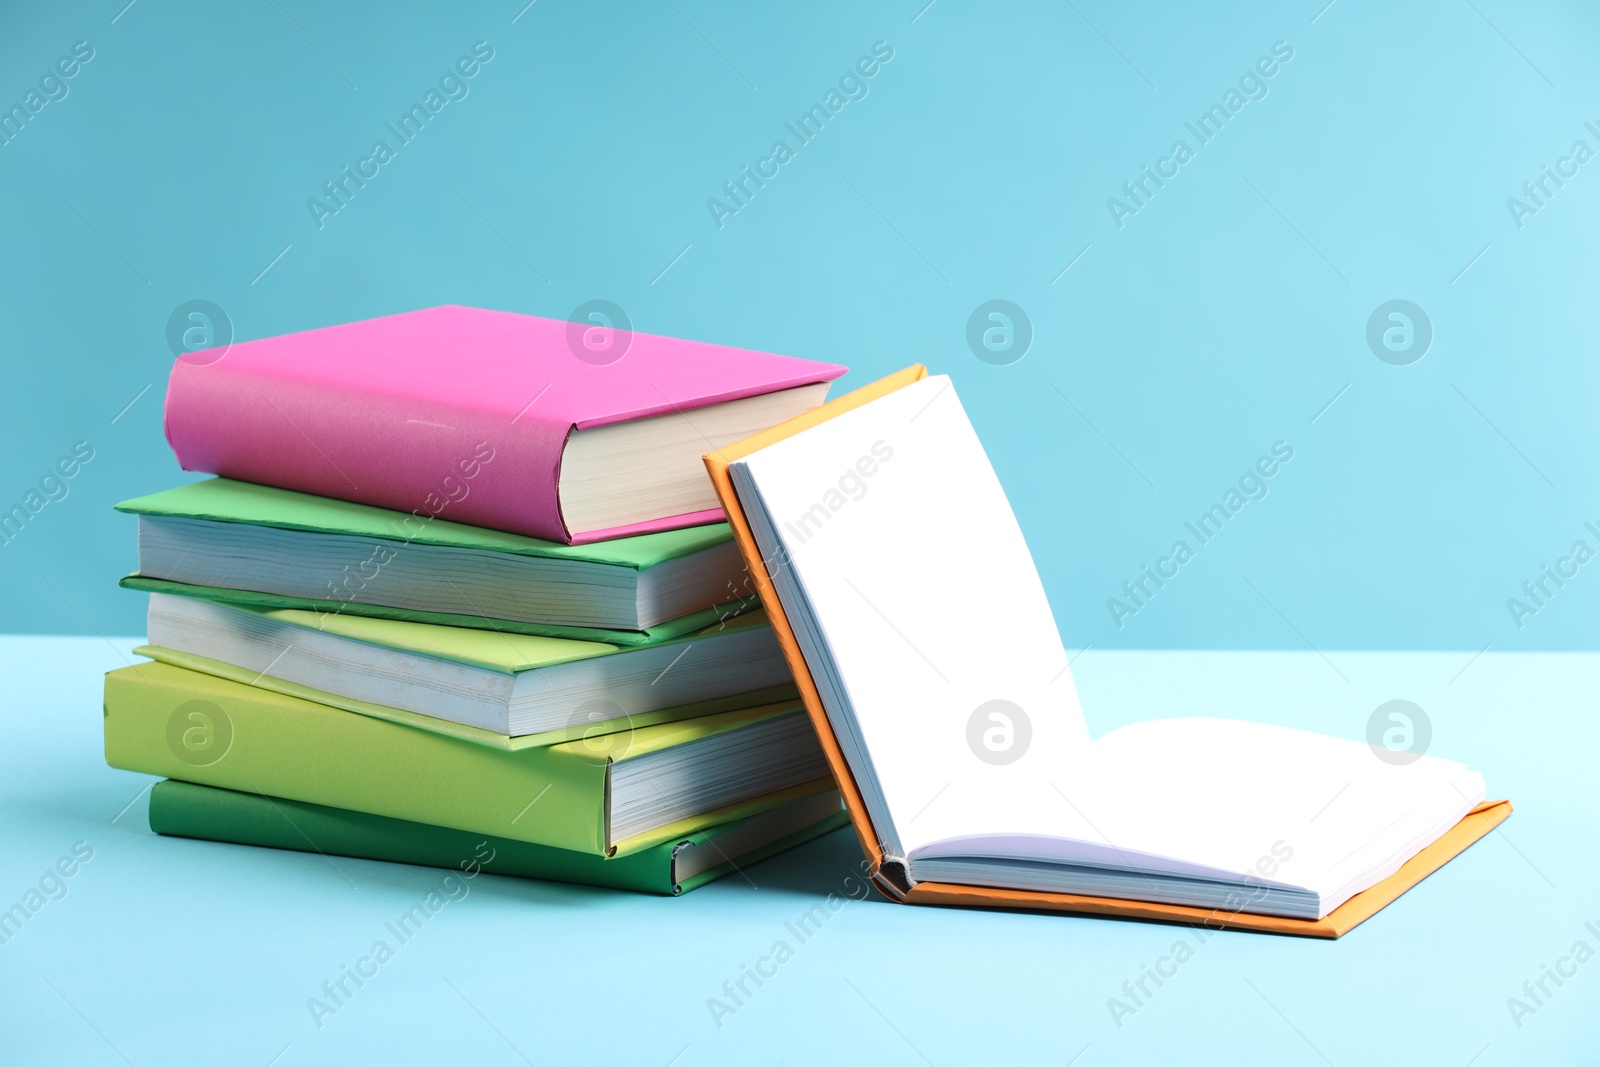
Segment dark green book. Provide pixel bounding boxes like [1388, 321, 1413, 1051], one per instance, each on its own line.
[148, 780, 846, 896]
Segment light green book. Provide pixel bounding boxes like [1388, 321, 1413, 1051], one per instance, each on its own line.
[117, 478, 756, 643]
[104, 661, 833, 858]
[142, 589, 792, 739]
[148, 780, 847, 896]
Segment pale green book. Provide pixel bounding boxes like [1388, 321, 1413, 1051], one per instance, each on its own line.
[142, 589, 792, 739]
[104, 661, 834, 858]
[140, 645, 798, 752]
[117, 478, 756, 643]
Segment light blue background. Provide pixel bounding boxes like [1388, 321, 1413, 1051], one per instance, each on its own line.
[2, 0, 1596, 649]
[6, 7, 1597, 1063]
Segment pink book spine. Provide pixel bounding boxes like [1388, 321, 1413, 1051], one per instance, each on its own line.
[161, 306, 846, 542]
[164, 362, 575, 541]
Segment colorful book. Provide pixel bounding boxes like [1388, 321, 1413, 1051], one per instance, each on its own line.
[104, 661, 833, 857]
[116, 478, 756, 640]
[122, 576, 749, 648]
[704, 366, 1510, 937]
[138, 644, 797, 752]
[148, 780, 847, 896]
[143, 592, 790, 737]
[163, 305, 847, 543]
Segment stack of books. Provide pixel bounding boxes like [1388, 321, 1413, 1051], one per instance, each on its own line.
[103, 305, 852, 895]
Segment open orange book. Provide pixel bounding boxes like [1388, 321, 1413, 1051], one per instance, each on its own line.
[704, 365, 1510, 938]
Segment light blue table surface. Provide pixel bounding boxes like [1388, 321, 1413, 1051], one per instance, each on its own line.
[4, 636, 1595, 1065]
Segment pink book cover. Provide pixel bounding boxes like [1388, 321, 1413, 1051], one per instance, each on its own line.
[163, 305, 847, 543]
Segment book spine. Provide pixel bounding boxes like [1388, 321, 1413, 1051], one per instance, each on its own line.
[104, 664, 611, 855]
[163, 361, 573, 541]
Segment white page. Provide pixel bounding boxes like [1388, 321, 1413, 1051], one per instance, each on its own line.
[1080, 718, 1483, 894]
[911, 717, 1485, 905]
[736, 375, 1089, 857]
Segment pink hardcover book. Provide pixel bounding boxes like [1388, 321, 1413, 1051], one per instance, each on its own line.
[164, 306, 847, 544]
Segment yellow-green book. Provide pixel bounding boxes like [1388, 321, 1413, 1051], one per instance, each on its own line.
[104, 661, 832, 858]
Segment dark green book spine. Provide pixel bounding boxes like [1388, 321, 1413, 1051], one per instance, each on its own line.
[148, 780, 843, 895]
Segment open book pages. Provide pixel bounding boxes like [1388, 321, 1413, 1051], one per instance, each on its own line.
[729, 374, 1485, 920]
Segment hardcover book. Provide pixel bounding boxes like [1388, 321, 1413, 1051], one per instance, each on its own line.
[104, 661, 833, 858]
[704, 366, 1510, 937]
[142, 592, 791, 737]
[117, 477, 756, 641]
[148, 780, 847, 896]
[163, 305, 847, 543]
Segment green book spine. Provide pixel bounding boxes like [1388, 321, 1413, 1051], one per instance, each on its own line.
[115, 477, 735, 568]
[148, 780, 845, 895]
[104, 661, 830, 858]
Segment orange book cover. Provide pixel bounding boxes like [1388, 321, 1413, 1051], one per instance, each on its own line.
[703, 365, 1510, 939]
